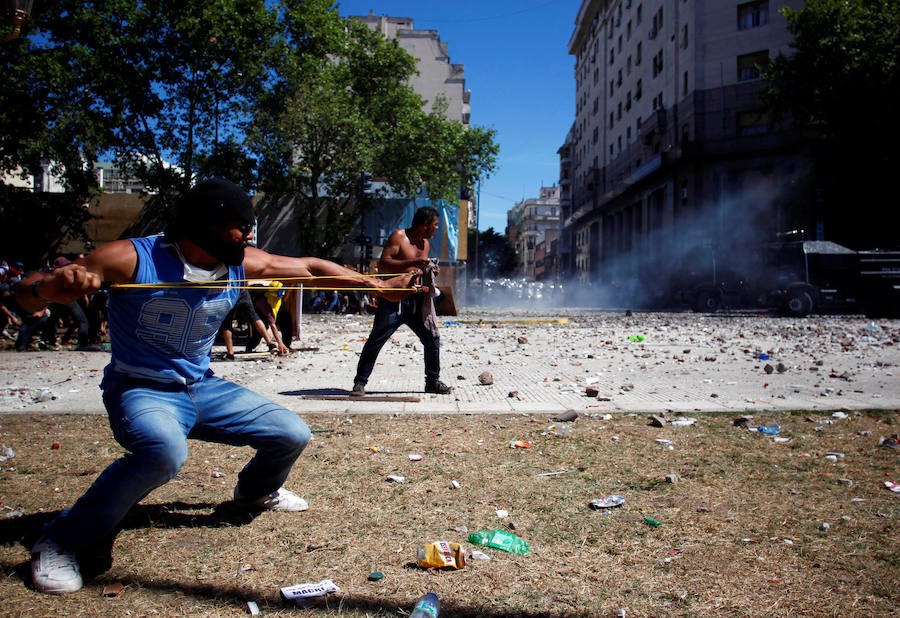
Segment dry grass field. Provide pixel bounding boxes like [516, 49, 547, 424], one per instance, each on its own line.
[1, 410, 898, 617]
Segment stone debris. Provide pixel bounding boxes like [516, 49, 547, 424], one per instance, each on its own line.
[1, 313, 898, 415]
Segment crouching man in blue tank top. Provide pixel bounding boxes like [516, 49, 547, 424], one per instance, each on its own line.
[13, 178, 416, 595]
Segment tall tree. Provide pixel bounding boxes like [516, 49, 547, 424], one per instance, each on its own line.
[467, 227, 518, 280]
[762, 0, 900, 248]
[1, 0, 275, 243]
[250, 0, 498, 257]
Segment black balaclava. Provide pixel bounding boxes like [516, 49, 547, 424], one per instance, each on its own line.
[170, 177, 255, 266]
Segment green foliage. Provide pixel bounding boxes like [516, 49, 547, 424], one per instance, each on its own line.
[467, 227, 518, 279]
[250, 0, 498, 256]
[1, 0, 498, 259]
[761, 0, 900, 248]
[762, 0, 899, 150]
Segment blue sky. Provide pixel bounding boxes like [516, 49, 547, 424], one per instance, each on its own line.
[335, 0, 578, 232]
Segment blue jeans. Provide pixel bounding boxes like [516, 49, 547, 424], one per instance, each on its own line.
[44, 377, 310, 551]
[353, 298, 440, 385]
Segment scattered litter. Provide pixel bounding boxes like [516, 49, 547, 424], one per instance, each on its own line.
[102, 582, 124, 597]
[655, 438, 673, 446]
[819, 522, 830, 531]
[588, 495, 625, 509]
[281, 579, 340, 600]
[51, 442, 60, 450]
[757, 353, 770, 360]
[550, 423, 572, 437]
[211, 470, 224, 478]
[669, 417, 697, 427]
[468, 529, 531, 554]
[478, 371, 494, 385]
[879, 434, 899, 449]
[773, 437, 790, 443]
[408, 454, 423, 461]
[885, 481, 900, 494]
[410, 592, 441, 618]
[0, 445, 14, 462]
[537, 470, 568, 477]
[825, 452, 845, 459]
[386, 475, 405, 483]
[756, 423, 781, 435]
[367, 571, 383, 581]
[648, 415, 667, 427]
[247, 600, 260, 615]
[416, 541, 466, 569]
[469, 550, 491, 561]
[449, 479, 461, 489]
[838, 478, 853, 486]
[832, 411, 849, 419]
[825, 455, 838, 463]
[665, 474, 679, 484]
[643, 516, 661, 528]
[495, 509, 508, 518]
[628, 335, 645, 342]
[510, 441, 531, 449]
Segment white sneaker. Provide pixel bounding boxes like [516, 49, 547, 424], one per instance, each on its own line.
[31, 536, 83, 594]
[234, 487, 308, 512]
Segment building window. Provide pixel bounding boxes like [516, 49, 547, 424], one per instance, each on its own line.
[682, 122, 689, 142]
[683, 70, 688, 94]
[682, 23, 688, 48]
[636, 42, 642, 65]
[652, 50, 663, 77]
[593, 97, 599, 114]
[617, 69, 623, 86]
[610, 47, 615, 65]
[609, 112, 614, 129]
[617, 101, 622, 120]
[738, 1, 769, 31]
[626, 91, 632, 110]
[627, 20, 632, 40]
[627, 55, 632, 74]
[637, 4, 642, 24]
[635, 78, 642, 99]
[618, 35, 623, 52]
[737, 50, 768, 81]
[610, 80, 615, 96]
[593, 126, 599, 143]
[594, 67, 599, 83]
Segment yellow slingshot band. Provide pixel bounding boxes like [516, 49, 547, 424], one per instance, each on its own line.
[110, 273, 422, 293]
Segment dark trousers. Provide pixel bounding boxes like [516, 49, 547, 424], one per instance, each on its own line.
[353, 298, 440, 385]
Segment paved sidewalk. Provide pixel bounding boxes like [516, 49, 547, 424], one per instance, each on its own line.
[1, 311, 898, 415]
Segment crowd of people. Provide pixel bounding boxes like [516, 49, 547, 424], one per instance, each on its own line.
[310, 288, 377, 315]
[1, 256, 108, 352]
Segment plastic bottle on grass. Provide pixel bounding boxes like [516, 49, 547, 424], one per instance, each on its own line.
[756, 423, 781, 435]
[410, 592, 440, 618]
[467, 529, 531, 554]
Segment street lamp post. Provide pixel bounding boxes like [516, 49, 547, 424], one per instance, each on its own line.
[1, 0, 34, 42]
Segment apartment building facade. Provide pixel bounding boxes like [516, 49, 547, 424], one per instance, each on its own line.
[562, 0, 810, 290]
[507, 186, 561, 280]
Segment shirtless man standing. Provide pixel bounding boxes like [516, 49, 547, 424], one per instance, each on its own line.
[351, 206, 452, 395]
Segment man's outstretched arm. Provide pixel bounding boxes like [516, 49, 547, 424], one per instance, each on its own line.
[242, 248, 416, 302]
[14, 240, 137, 312]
